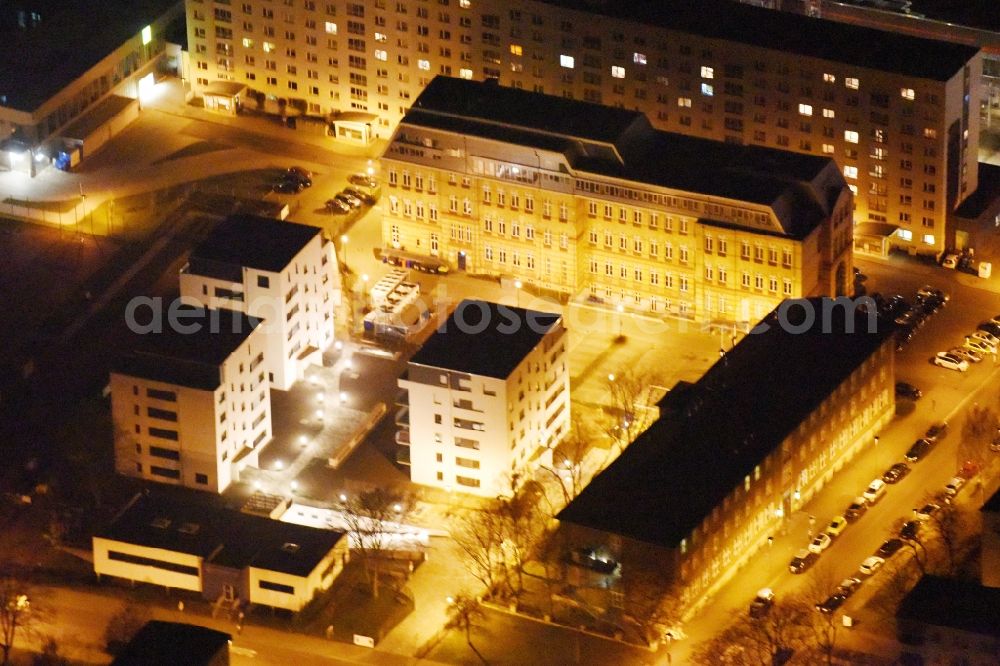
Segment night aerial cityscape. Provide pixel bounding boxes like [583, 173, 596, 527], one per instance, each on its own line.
[2, 0, 1000, 664]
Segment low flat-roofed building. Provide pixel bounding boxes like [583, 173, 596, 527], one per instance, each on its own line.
[94, 493, 349, 612]
[397, 299, 569, 497]
[558, 297, 894, 612]
[382, 77, 854, 323]
[112, 620, 230, 666]
[896, 575, 1000, 665]
[110, 306, 270, 493]
[179, 215, 340, 391]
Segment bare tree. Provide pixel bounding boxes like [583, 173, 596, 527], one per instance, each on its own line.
[0, 575, 38, 666]
[450, 506, 507, 597]
[923, 499, 975, 577]
[619, 562, 682, 646]
[337, 488, 417, 599]
[32, 637, 69, 666]
[103, 602, 151, 656]
[796, 564, 844, 666]
[603, 368, 662, 454]
[868, 556, 921, 622]
[446, 593, 487, 664]
[538, 418, 592, 507]
[689, 597, 814, 666]
[960, 404, 997, 470]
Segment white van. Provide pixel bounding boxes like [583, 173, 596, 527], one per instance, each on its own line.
[863, 479, 887, 504]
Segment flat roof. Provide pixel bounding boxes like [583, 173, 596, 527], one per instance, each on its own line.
[112, 307, 259, 391]
[403, 78, 844, 239]
[906, 0, 1000, 34]
[0, 0, 180, 112]
[58, 95, 135, 141]
[188, 214, 321, 277]
[543, 0, 979, 81]
[558, 298, 891, 548]
[99, 493, 346, 577]
[408, 300, 561, 379]
[112, 621, 230, 666]
[897, 575, 1000, 637]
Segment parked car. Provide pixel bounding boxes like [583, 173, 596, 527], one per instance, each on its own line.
[859, 556, 885, 576]
[876, 538, 904, 558]
[325, 198, 350, 213]
[915, 503, 940, 521]
[816, 593, 847, 614]
[978, 322, 1000, 339]
[905, 438, 934, 463]
[750, 588, 775, 618]
[990, 314, 1000, 327]
[882, 462, 911, 484]
[343, 186, 376, 205]
[934, 352, 969, 372]
[845, 497, 868, 522]
[925, 422, 948, 442]
[920, 295, 946, 314]
[895, 310, 919, 327]
[883, 295, 910, 320]
[789, 549, 818, 574]
[949, 347, 982, 364]
[960, 460, 980, 479]
[916, 286, 948, 302]
[942, 253, 958, 269]
[338, 191, 363, 208]
[863, 479, 887, 504]
[825, 516, 848, 538]
[808, 533, 833, 554]
[286, 166, 313, 180]
[895, 382, 922, 400]
[943, 475, 966, 499]
[273, 179, 303, 194]
[969, 330, 999, 348]
[900, 521, 920, 540]
[964, 338, 994, 356]
[348, 173, 377, 187]
[837, 577, 863, 597]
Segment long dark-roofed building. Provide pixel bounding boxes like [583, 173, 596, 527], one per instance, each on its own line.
[382, 77, 854, 324]
[558, 297, 895, 612]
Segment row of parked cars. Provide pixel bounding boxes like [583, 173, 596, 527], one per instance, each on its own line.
[272, 166, 313, 194]
[933, 314, 1000, 372]
[325, 173, 378, 214]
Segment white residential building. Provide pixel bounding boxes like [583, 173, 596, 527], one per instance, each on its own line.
[179, 214, 340, 391]
[110, 307, 270, 493]
[396, 299, 569, 497]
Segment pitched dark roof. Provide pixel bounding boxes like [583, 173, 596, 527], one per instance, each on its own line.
[558, 298, 892, 548]
[112, 621, 230, 666]
[409, 300, 561, 379]
[402, 78, 844, 239]
[112, 307, 260, 391]
[0, 0, 181, 112]
[542, 0, 978, 81]
[188, 214, 322, 277]
[897, 576, 1000, 637]
[99, 493, 346, 577]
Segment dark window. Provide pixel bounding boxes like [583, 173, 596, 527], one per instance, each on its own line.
[146, 388, 177, 402]
[150, 465, 180, 479]
[147, 407, 178, 422]
[149, 446, 180, 461]
[148, 427, 179, 441]
[258, 275, 270, 288]
[108, 550, 198, 576]
[259, 580, 295, 594]
[195, 473, 209, 485]
[214, 287, 244, 301]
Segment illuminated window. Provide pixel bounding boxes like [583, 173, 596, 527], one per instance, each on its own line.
[510, 44, 523, 56]
[844, 130, 858, 144]
[700, 66, 714, 79]
[611, 65, 625, 79]
[263, 41, 275, 53]
[325, 21, 337, 34]
[633, 52, 647, 65]
[242, 38, 254, 48]
[459, 68, 473, 79]
[845, 77, 859, 89]
[142, 25, 153, 46]
[822, 73, 835, 83]
[897, 229, 913, 241]
[848, 184, 857, 195]
[375, 32, 387, 43]
[822, 144, 834, 154]
[901, 88, 915, 100]
[460, 0, 470, 7]
[822, 108, 835, 118]
[374, 49, 387, 61]
[701, 83, 713, 97]
[798, 103, 812, 116]
[923, 128, 937, 139]
[418, 59, 430, 71]
[560, 54, 574, 68]
[677, 97, 691, 108]
[922, 234, 935, 245]
[843, 165, 857, 179]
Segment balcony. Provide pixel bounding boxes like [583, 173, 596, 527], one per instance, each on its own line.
[395, 430, 410, 446]
[395, 406, 410, 427]
[395, 447, 411, 466]
[395, 389, 409, 407]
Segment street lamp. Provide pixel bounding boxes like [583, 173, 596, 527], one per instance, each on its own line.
[514, 279, 522, 307]
[340, 234, 349, 269]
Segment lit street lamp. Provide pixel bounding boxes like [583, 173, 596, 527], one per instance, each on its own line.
[514, 279, 522, 307]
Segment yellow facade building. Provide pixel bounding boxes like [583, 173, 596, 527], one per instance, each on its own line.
[380, 78, 853, 323]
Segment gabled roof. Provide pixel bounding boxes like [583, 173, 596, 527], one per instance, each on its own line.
[99, 493, 346, 577]
[188, 214, 321, 277]
[541, 0, 979, 81]
[409, 300, 561, 379]
[558, 298, 892, 548]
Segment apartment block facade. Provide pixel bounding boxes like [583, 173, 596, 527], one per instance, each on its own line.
[396, 300, 569, 497]
[179, 214, 340, 391]
[110, 308, 271, 493]
[185, 0, 980, 255]
[382, 77, 853, 323]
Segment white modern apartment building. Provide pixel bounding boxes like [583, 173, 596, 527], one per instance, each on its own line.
[179, 214, 340, 391]
[109, 307, 271, 493]
[396, 299, 569, 497]
[185, 0, 981, 255]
